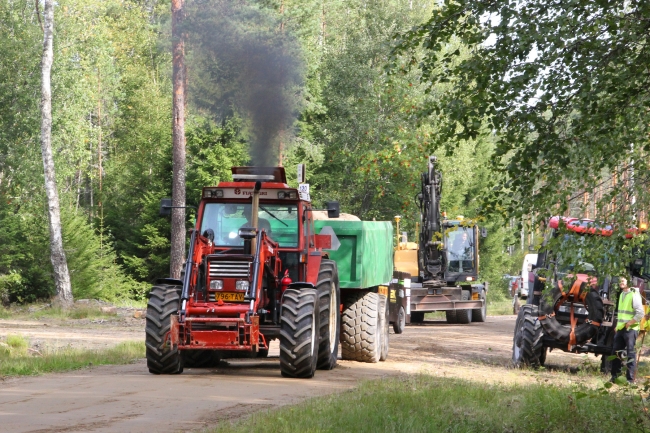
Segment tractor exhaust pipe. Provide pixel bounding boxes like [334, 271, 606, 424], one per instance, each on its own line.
[251, 181, 261, 251]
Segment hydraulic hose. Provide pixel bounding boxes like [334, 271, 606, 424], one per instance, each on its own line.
[180, 228, 197, 321]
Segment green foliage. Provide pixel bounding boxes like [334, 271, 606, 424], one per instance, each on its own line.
[61, 209, 146, 301]
[5, 334, 28, 355]
[393, 0, 650, 239]
[186, 117, 249, 204]
[0, 0, 521, 301]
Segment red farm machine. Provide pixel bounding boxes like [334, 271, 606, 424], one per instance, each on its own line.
[513, 216, 649, 369]
[146, 166, 395, 378]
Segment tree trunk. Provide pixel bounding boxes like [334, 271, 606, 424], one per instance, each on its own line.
[41, 0, 73, 308]
[170, 0, 186, 279]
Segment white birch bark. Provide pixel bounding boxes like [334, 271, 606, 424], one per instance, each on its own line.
[41, 0, 73, 308]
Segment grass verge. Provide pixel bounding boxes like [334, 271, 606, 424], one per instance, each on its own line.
[208, 374, 649, 433]
[30, 305, 118, 320]
[488, 298, 516, 315]
[0, 340, 144, 377]
[0, 303, 126, 321]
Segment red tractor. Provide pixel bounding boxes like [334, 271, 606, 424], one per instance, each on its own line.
[146, 166, 341, 378]
[513, 216, 646, 369]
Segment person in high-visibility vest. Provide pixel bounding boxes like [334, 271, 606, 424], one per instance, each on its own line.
[611, 277, 644, 383]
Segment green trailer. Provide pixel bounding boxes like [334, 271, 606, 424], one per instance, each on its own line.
[314, 219, 409, 361]
[314, 221, 393, 288]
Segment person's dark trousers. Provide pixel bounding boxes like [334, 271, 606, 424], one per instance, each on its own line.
[611, 328, 638, 381]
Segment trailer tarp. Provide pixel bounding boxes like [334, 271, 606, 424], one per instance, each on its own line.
[314, 220, 393, 289]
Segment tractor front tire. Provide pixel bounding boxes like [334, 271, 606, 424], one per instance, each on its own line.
[316, 259, 341, 370]
[393, 305, 406, 334]
[341, 291, 381, 363]
[145, 284, 183, 375]
[280, 288, 320, 378]
[512, 304, 545, 368]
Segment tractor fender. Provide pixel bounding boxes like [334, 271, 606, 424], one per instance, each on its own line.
[538, 284, 604, 345]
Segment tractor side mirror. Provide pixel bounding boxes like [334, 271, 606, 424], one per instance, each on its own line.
[326, 201, 340, 219]
[159, 198, 172, 216]
[480, 228, 488, 238]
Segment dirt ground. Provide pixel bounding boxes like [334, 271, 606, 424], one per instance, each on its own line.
[0, 314, 603, 433]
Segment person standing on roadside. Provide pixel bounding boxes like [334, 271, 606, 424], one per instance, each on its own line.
[611, 277, 644, 383]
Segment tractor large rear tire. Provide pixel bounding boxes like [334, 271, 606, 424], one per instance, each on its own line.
[316, 259, 341, 370]
[512, 304, 545, 368]
[379, 294, 389, 361]
[445, 310, 458, 324]
[145, 284, 183, 375]
[280, 288, 320, 378]
[341, 291, 381, 363]
[455, 291, 473, 324]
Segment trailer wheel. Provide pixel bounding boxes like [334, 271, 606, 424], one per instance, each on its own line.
[512, 304, 545, 368]
[181, 350, 220, 368]
[379, 294, 389, 361]
[145, 284, 183, 375]
[445, 310, 458, 324]
[455, 291, 473, 324]
[410, 312, 425, 323]
[472, 291, 487, 322]
[316, 259, 341, 370]
[280, 288, 320, 378]
[341, 291, 381, 363]
[393, 306, 406, 334]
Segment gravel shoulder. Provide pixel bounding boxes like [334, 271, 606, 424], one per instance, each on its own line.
[0, 315, 603, 433]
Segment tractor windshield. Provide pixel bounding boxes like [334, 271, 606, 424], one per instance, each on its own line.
[445, 226, 476, 273]
[200, 202, 299, 247]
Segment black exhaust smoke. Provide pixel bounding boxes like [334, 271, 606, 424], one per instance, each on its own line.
[185, 0, 305, 166]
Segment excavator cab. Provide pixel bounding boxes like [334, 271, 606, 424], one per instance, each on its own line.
[443, 223, 478, 278]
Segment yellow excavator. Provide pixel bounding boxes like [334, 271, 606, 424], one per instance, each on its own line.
[394, 156, 488, 325]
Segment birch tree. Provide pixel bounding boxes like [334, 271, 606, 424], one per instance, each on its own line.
[40, 0, 73, 307]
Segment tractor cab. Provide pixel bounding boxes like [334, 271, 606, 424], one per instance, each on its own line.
[189, 166, 331, 319]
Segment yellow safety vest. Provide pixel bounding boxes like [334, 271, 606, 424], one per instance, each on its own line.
[617, 289, 640, 331]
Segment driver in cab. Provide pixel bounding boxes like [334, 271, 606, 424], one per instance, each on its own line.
[241, 206, 272, 239]
[451, 231, 472, 258]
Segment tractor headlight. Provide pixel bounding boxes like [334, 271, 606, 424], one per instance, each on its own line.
[277, 191, 297, 199]
[236, 280, 249, 291]
[210, 280, 223, 290]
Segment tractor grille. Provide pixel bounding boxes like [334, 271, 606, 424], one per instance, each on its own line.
[209, 261, 251, 279]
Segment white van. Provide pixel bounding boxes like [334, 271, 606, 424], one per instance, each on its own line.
[520, 254, 538, 298]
